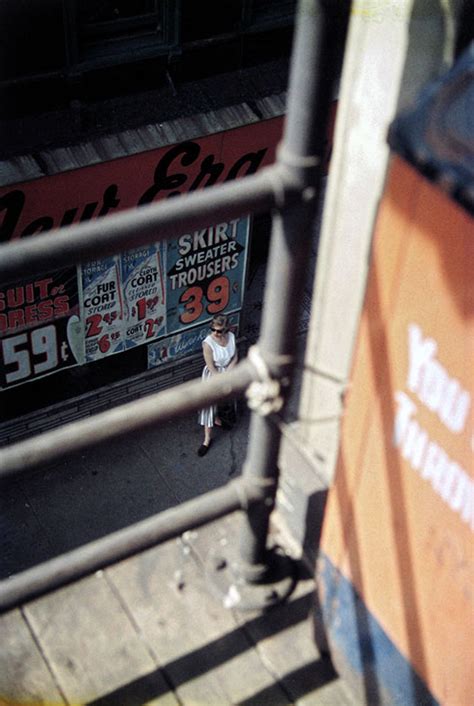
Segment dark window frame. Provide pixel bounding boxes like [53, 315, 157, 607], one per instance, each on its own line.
[178, 1, 296, 48]
[63, 0, 180, 72]
[242, 0, 297, 33]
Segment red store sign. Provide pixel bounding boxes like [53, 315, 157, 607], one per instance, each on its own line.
[0, 118, 285, 243]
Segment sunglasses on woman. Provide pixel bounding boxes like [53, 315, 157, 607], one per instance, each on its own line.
[210, 327, 226, 334]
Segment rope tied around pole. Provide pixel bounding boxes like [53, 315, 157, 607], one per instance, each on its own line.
[246, 346, 284, 416]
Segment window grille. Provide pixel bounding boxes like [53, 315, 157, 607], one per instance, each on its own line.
[181, 0, 243, 42]
[63, 0, 177, 69]
[0, 1, 296, 90]
[242, 0, 297, 31]
[79, 0, 166, 52]
[0, 0, 350, 614]
[180, 0, 296, 43]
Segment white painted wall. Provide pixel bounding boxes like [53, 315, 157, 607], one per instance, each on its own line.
[277, 0, 463, 555]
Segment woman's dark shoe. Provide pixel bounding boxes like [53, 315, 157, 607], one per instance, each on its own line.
[198, 441, 212, 457]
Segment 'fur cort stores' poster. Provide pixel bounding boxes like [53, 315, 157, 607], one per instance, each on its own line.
[121, 243, 166, 349]
[81, 256, 124, 361]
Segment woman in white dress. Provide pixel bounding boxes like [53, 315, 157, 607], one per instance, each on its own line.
[197, 314, 237, 456]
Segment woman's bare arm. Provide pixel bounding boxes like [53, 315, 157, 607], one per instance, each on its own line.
[227, 334, 238, 369]
[203, 342, 218, 374]
[227, 350, 238, 369]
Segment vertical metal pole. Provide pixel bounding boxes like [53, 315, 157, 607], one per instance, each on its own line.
[239, 0, 351, 576]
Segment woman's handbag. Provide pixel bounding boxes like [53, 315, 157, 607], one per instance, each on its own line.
[217, 400, 237, 428]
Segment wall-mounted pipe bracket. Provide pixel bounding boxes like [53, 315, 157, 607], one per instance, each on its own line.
[205, 540, 298, 612]
[274, 144, 323, 205]
[246, 345, 290, 416]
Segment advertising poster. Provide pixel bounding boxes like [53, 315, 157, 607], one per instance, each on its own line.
[148, 313, 240, 368]
[81, 256, 124, 361]
[121, 243, 166, 349]
[319, 158, 474, 705]
[165, 216, 250, 335]
[0, 267, 83, 388]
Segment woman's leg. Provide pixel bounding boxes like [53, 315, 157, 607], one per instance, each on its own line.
[203, 425, 212, 446]
[198, 424, 213, 456]
[198, 402, 214, 455]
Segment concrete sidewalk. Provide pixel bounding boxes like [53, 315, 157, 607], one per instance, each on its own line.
[1, 325, 314, 580]
[1, 399, 253, 578]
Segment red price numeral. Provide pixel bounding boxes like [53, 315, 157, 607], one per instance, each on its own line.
[179, 276, 230, 325]
[179, 286, 204, 324]
[207, 276, 230, 314]
[136, 297, 147, 321]
[98, 334, 110, 353]
[103, 312, 117, 325]
[145, 319, 156, 339]
[86, 314, 102, 338]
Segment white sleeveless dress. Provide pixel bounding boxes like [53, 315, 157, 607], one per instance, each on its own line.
[198, 332, 236, 427]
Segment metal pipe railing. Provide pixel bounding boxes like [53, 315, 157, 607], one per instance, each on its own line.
[0, 477, 263, 613]
[237, 0, 350, 575]
[0, 167, 288, 284]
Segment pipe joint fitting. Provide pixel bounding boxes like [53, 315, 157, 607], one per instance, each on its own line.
[246, 346, 293, 416]
[274, 143, 322, 205]
[238, 474, 277, 508]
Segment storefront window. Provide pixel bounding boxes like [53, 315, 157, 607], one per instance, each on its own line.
[181, 0, 242, 42]
[244, 0, 296, 30]
[73, 0, 172, 62]
[79, 1, 157, 24]
[77, 0, 165, 55]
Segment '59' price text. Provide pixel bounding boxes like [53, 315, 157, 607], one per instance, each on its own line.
[1, 324, 68, 385]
